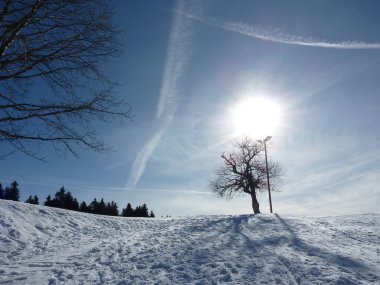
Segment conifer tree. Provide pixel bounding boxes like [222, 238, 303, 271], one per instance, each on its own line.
[44, 195, 52, 206]
[6, 181, 20, 202]
[33, 195, 39, 205]
[134, 204, 149, 217]
[79, 201, 88, 212]
[150, 210, 155, 218]
[0, 183, 4, 199]
[25, 195, 39, 205]
[122, 203, 134, 217]
[105, 201, 118, 216]
[89, 198, 98, 214]
[64, 191, 79, 211]
[98, 198, 106, 215]
[140, 203, 149, 217]
[73, 198, 79, 211]
[4, 187, 10, 200]
[25, 195, 33, 204]
[52, 187, 66, 208]
[47, 187, 80, 210]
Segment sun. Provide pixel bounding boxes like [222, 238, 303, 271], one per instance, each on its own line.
[231, 97, 283, 138]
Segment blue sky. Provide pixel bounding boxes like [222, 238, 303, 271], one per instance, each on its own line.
[1, 0, 380, 216]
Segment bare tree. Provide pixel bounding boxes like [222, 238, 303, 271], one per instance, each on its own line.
[210, 137, 282, 214]
[0, 0, 131, 159]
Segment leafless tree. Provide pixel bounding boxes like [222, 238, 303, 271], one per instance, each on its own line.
[210, 137, 282, 214]
[0, 0, 131, 159]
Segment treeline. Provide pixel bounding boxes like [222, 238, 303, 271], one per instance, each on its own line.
[0, 181, 154, 218]
[0, 181, 20, 202]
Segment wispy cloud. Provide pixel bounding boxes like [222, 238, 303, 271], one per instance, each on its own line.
[274, 132, 380, 215]
[156, 1, 193, 119]
[6, 178, 213, 196]
[184, 13, 380, 49]
[127, 0, 194, 189]
[277, 171, 380, 215]
[126, 129, 165, 189]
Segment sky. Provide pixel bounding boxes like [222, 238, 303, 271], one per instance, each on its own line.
[1, 0, 380, 217]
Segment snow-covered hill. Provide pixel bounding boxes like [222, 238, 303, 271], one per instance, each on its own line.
[0, 200, 379, 284]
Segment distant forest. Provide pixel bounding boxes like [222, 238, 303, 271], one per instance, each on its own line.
[0, 181, 154, 218]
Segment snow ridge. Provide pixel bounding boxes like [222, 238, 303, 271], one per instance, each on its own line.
[0, 200, 379, 284]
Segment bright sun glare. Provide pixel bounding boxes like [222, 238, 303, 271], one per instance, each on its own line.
[232, 97, 283, 138]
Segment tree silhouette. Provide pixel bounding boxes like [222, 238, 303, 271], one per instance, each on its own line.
[210, 137, 282, 214]
[44, 194, 52, 207]
[52, 187, 66, 208]
[14, 185, 155, 218]
[105, 201, 118, 216]
[134, 204, 149, 217]
[89, 198, 98, 214]
[25, 195, 39, 205]
[46, 187, 79, 210]
[0, 183, 4, 199]
[0, 0, 131, 159]
[98, 198, 106, 215]
[64, 191, 79, 211]
[122, 203, 134, 217]
[121, 203, 152, 217]
[4, 181, 20, 201]
[79, 201, 88, 213]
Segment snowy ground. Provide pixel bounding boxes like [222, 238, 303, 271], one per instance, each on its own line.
[0, 200, 379, 284]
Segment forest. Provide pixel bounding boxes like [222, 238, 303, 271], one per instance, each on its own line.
[0, 181, 154, 218]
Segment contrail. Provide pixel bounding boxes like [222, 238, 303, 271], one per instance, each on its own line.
[7, 179, 213, 195]
[156, 1, 193, 118]
[185, 13, 380, 49]
[126, 129, 165, 189]
[127, 0, 194, 189]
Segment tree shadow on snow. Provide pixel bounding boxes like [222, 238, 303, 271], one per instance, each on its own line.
[272, 214, 368, 270]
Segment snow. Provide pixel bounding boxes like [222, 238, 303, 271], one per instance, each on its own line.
[0, 200, 379, 284]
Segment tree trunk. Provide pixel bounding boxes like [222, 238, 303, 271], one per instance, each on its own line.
[250, 191, 260, 214]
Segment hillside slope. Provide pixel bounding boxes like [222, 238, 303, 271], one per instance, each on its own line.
[0, 200, 379, 284]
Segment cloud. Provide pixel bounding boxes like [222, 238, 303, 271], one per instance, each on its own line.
[126, 129, 165, 189]
[276, 171, 380, 216]
[126, 1, 195, 189]
[9, 178, 215, 197]
[156, 1, 193, 119]
[273, 132, 380, 215]
[184, 13, 380, 49]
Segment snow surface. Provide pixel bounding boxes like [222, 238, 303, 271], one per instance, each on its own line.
[0, 200, 379, 285]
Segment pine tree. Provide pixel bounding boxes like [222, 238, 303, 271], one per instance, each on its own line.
[0, 183, 4, 199]
[64, 191, 79, 211]
[107, 201, 118, 216]
[122, 203, 134, 217]
[89, 198, 98, 214]
[72, 198, 79, 211]
[79, 201, 88, 212]
[4, 187, 11, 200]
[25, 195, 33, 204]
[133, 204, 149, 217]
[52, 187, 66, 208]
[149, 210, 155, 218]
[98, 198, 106, 215]
[112, 201, 119, 216]
[134, 206, 139, 217]
[25, 195, 39, 205]
[140, 203, 149, 217]
[7, 181, 20, 202]
[33, 195, 39, 205]
[44, 195, 52, 206]
[46, 187, 79, 210]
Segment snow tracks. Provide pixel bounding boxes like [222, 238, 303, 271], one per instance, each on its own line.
[0, 200, 379, 284]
